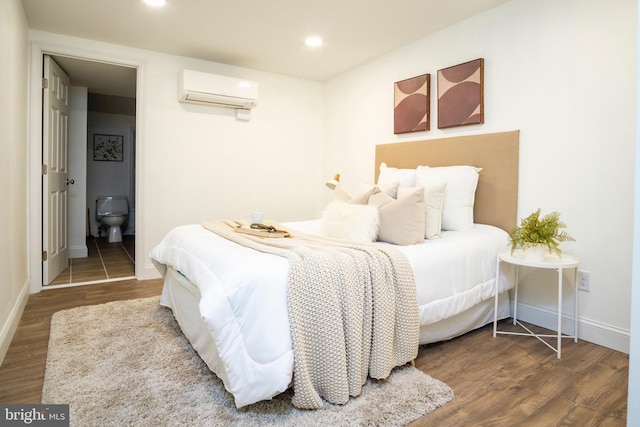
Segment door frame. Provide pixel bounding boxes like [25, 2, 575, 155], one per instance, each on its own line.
[28, 41, 146, 293]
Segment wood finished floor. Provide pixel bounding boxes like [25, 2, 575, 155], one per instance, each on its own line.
[0, 280, 628, 426]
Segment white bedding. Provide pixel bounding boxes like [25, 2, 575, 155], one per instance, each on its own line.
[149, 220, 512, 408]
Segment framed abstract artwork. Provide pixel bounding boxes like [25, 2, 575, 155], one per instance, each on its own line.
[93, 134, 123, 162]
[394, 74, 430, 134]
[437, 58, 484, 129]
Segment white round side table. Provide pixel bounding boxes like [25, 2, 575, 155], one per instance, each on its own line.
[493, 249, 579, 359]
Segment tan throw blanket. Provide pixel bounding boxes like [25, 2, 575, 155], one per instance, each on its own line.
[202, 220, 419, 409]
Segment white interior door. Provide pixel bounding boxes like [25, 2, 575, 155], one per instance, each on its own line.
[43, 55, 71, 285]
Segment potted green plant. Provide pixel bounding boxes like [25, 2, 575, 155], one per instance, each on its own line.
[509, 208, 575, 261]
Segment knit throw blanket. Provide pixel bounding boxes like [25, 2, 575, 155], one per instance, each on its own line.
[201, 220, 419, 409]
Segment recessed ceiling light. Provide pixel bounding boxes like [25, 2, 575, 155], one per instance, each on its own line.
[305, 36, 323, 47]
[143, 0, 166, 7]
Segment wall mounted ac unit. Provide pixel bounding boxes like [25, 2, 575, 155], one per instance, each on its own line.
[178, 70, 258, 109]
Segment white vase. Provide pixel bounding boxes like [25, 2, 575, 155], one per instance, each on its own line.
[524, 245, 546, 263]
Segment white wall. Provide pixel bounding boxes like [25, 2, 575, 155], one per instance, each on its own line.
[323, 0, 637, 352]
[140, 56, 325, 274]
[27, 30, 325, 287]
[0, 0, 30, 365]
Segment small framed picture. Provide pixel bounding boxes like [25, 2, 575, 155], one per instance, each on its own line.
[394, 74, 430, 134]
[93, 134, 123, 161]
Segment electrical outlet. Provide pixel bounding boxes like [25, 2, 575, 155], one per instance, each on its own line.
[578, 270, 591, 292]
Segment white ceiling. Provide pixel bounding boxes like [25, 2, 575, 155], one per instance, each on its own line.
[23, 0, 509, 96]
[51, 56, 138, 99]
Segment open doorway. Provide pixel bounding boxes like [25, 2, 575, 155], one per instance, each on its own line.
[44, 55, 137, 287]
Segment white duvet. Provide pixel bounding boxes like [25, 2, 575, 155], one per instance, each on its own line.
[149, 221, 510, 407]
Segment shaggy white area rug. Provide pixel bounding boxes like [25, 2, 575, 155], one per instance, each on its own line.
[42, 297, 454, 426]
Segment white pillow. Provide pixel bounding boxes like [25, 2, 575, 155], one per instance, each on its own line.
[415, 165, 481, 231]
[398, 183, 446, 239]
[321, 201, 379, 242]
[378, 162, 416, 187]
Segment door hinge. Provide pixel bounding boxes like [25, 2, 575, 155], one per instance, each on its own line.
[42, 164, 47, 175]
[42, 78, 48, 89]
[42, 251, 48, 261]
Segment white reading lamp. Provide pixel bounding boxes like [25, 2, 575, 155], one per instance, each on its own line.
[325, 173, 340, 190]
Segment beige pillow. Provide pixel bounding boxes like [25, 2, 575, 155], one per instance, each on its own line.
[399, 183, 446, 239]
[369, 187, 426, 245]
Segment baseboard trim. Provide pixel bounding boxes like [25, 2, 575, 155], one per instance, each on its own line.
[69, 244, 88, 258]
[510, 301, 630, 354]
[0, 280, 30, 366]
[143, 263, 162, 281]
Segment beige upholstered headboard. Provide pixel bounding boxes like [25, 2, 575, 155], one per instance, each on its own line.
[375, 130, 520, 233]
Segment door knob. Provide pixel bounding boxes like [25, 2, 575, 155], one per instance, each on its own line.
[66, 178, 75, 185]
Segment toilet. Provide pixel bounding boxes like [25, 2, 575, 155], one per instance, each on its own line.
[96, 196, 129, 243]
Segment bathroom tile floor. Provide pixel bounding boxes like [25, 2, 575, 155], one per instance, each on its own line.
[49, 235, 135, 286]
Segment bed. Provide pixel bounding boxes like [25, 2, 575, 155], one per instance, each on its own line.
[150, 130, 520, 409]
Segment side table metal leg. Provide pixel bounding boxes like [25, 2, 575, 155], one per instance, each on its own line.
[493, 258, 500, 337]
[574, 267, 579, 343]
[513, 266, 519, 325]
[557, 267, 563, 359]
